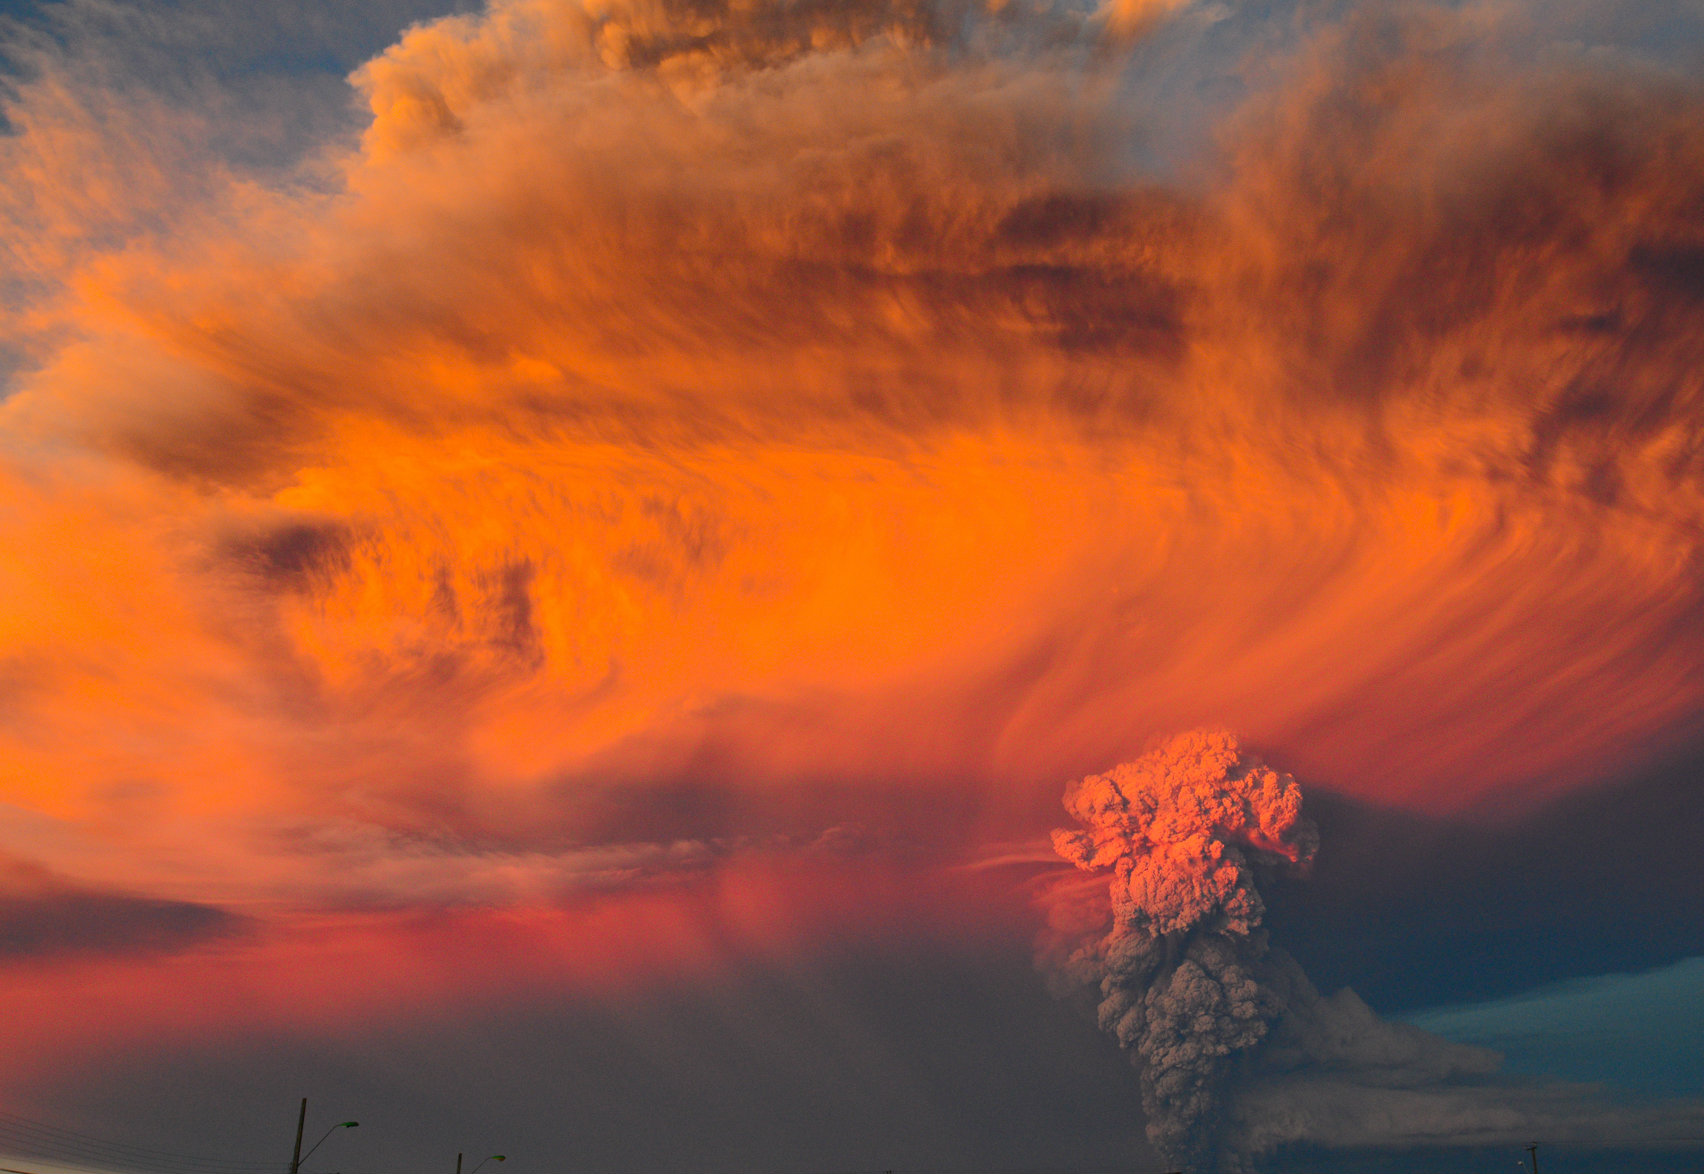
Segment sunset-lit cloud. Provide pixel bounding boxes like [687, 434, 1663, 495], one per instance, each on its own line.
[8, 0, 1704, 893]
[2, 0, 1704, 1165]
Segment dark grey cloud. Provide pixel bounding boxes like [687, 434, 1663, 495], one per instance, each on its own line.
[1263, 735, 1704, 1013]
[0, 888, 246, 961]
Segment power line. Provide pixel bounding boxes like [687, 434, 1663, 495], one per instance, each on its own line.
[0, 1140, 281, 1174]
[0, 1111, 288, 1174]
[0, 1126, 279, 1173]
[0, 1112, 286, 1168]
[0, 1110, 285, 1165]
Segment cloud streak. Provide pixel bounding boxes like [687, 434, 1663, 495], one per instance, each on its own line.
[0, 854, 245, 961]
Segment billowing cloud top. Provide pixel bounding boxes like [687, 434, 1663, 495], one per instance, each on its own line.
[1053, 729, 1319, 935]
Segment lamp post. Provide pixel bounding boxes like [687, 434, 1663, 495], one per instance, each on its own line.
[288, 1101, 358, 1174]
[469, 1155, 506, 1174]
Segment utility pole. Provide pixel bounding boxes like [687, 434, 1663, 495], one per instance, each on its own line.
[290, 1099, 308, 1174]
[456, 1154, 463, 1174]
[1526, 1142, 1540, 1174]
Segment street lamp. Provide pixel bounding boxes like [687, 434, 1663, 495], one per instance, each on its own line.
[457, 1154, 505, 1174]
[302, 1122, 359, 1166]
[288, 1100, 359, 1174]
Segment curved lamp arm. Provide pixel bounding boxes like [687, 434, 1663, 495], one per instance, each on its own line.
[301, 1122, 359, 1166]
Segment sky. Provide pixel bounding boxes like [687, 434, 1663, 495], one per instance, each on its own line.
[1, 0, 1703, 1170]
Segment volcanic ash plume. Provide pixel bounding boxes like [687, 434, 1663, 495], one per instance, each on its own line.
[1042, 730, 1318, 1169]
[1040, 732, 1704, 1170]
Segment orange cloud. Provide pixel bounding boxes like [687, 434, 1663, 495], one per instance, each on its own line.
[1, 0, 1702, 932]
